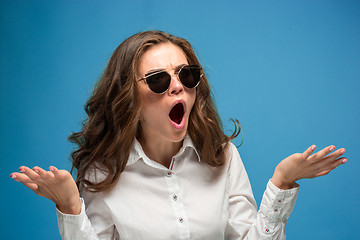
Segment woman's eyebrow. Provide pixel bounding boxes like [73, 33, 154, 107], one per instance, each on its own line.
[145, 68, 163, 76]
[145, 64, 187, 76]
[174, 64, 187, 73]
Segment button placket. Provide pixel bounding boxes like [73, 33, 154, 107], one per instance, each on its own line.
[164, 162, 190, 238]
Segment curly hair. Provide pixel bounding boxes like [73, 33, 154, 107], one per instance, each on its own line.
[68, 31, 240, 192]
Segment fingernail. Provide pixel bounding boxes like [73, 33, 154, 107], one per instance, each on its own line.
[19, 168, 25, 173]
[311, 145, 316, 150]
[329, 146, 335, 151]
[10, 175, 19, 182]
[342, 159, 348, 163]
[49, 167, 54, 172]
[33, 168, 39, 173]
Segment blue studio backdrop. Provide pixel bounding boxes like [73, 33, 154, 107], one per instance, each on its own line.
[1, 1, 359, 239]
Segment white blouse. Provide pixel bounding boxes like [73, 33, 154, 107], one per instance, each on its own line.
[56, 135, 299, 239]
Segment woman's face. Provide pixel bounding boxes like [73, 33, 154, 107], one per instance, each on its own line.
[137, 43, 196, 144]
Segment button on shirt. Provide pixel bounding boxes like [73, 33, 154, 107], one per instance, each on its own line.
[56, 135, 299, 240]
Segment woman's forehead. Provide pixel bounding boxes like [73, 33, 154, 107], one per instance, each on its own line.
[138, 43, 188, 75]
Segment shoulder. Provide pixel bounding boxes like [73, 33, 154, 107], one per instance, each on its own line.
[224, 141, 246, 173]
[225, 141, 238, 154]
[80, 164, 110, 198]
[224, 141, 241, 162]
[83, 163, 109, 185]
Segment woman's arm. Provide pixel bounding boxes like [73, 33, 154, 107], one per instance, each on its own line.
[10, 166, 116, 239]
[226, 143, 347, 240]
[10, 166, 81, 214]
[271, 145, 347, 189]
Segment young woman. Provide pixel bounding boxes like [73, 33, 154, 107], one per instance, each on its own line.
[10, 31, 347, 239]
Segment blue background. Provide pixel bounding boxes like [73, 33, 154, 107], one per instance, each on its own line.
[1, 0, 359, 239]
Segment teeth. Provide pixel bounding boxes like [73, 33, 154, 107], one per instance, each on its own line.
[169, 103, 184, 124]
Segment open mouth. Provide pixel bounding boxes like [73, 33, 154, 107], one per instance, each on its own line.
[169, 102, 185, 125]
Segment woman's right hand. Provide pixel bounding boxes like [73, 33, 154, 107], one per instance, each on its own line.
[10, 166, 81, 215]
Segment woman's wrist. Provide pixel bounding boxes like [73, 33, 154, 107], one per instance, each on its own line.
[271, 169, 297, 190]
[271, 177, 297, 190]
[56, 198, 82, 215]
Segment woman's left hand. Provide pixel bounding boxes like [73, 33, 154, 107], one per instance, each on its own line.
[271, 145, 347, 190]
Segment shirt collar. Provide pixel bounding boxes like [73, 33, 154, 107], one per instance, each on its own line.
[127, 134, 201, 166]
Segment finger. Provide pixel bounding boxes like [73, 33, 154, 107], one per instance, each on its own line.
[302, 145, 317, 159]
[49, 166, 60, 176]
[10, 173, 39, 191]
[19, 166, 41, 182]
[33, 166, 54, 180]
[328, 157, 348, 169]
[315, 170, 331, 177]
[50, 167, 72, 182]
[10, 172, 35, 184]
[314, 157, 348, 177]
[321, 148, 346, 163]
[10, 173, 21, 182]
[23, 182, 39, 192]
[327, 148, 346, 159]
[309, 145, 335, 163]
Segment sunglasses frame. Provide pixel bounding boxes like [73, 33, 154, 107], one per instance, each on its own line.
[137, 64, 203, 94]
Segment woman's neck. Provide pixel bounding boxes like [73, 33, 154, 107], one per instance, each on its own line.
[138, 134, 183, 168]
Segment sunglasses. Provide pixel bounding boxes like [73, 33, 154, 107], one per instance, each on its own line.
[138, 65, 202, 94]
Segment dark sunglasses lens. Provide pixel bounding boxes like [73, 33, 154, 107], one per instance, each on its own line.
[146, 71, 171, 93]
[179, 66, 201, 88]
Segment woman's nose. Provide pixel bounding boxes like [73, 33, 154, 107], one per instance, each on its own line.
[168, 74, 184, 95]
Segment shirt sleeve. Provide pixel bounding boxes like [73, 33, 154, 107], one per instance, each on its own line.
[56, 188, 117, 239]
[225, 143, 299, 240]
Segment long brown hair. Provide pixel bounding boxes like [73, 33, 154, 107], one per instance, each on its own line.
[69, 31, 240, 192]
